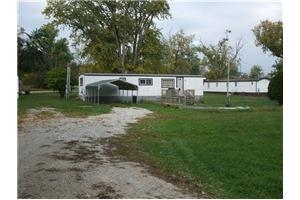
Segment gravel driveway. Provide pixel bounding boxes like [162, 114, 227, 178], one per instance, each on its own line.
[18, 107, 195, 198]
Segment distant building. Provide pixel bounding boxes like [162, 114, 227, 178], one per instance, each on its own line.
[204, 77, 270, 94]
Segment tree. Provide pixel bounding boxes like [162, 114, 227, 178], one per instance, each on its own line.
[43, 0, 170, 72]
[249, 65, 264, 79]
[253, 20, 283, 58]
[28, 24, 73, 70]
[253, 20, 283, 104]
[138, 28, 170, 73]
[18, 27, 27, 76]
[167, 30, 198, 74]
[268, 60, 283, 105]
[46, 64, 78, 98]
[18, 24, 73, 88]
[46, 68, 67, 98]
[198, 30, 243, 79]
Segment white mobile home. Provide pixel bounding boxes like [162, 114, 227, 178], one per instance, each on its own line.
[204, 78, 270, 94]
[79, 73, 205, 103]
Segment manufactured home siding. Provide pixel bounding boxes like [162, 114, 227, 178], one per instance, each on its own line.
[184, 77, 204, 96]
[79, 74, 205, 101]
[203, 78, 270, 94]
[257, 79, 269, 93]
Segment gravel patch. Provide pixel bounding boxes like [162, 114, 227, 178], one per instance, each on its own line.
[18, 107, 195, 198]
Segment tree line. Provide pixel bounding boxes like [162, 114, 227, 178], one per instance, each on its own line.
[18, 0, 282, 104]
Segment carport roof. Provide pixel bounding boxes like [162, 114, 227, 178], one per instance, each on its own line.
[86, 79, 138, 90]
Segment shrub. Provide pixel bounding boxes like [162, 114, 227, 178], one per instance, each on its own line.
[46, 68, 67, 98]
[268, 62, 283, 105]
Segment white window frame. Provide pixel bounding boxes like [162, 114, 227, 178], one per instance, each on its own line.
[139, 78, 153, 86]
[161, 78, 175, 88]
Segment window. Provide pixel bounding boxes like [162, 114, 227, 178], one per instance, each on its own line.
[139, 78, 153, 86]
[120, 77, 126, 81]
[235, 82, 237, 87]
[161, 78, 175, 88]
[216, 82, 218, 87]
[251, 81, 253, 85]
[207, 82, 210, 88]
[80, 77, 83, 86]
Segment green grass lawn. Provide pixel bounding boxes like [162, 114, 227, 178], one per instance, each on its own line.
[111, 93, 283, 198]
[18, 92, 282, 198]
[18, 92, 111, 118]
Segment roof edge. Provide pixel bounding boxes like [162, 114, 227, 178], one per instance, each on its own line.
[204, 77, 270, 82]
[81, 73, 204, 78]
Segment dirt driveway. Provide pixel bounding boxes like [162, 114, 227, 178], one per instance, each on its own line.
[18, 107, 195, 198]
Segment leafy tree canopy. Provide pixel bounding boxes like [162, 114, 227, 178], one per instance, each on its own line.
[168, 30, 198, 74]
[43, 0, 170, 72]
[198, 31, 243, 79]
[253, 20, 283, 58]
[253, 20, 283, 105]
[18, 24, 73, 89]
[268, 60, 283, 105]
[249, 65, 264, 79]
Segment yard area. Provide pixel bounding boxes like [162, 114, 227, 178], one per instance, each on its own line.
[18, 92, 111, 118]
[108, 93, 283, 198]
[17, 92, 282, 198]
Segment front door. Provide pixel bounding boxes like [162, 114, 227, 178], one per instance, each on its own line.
[176, 77, 184, 94]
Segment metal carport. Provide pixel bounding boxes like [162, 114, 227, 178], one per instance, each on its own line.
[85, 79, 138, 104]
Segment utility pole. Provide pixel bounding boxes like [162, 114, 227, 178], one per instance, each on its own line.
[225, 30, 231, 107]
[66, 64, 71, 99]
[121, 43, 125, 73]
[226, 61, 231, 107]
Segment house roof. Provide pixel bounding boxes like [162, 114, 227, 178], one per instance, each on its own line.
[86, 79, 138, 90]
[204, 77, 270, 82]
[83, 73, 204, 78]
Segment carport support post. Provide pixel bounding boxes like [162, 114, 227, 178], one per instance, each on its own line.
[86, 88, 88, 102]
[91, 88, 93, 103]
[95, 88, 96, 104]
[97, 84, 100, 104]
[93, 88, 95, 104]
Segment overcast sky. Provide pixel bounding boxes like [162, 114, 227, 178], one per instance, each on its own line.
[18, 0, 282, 74]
